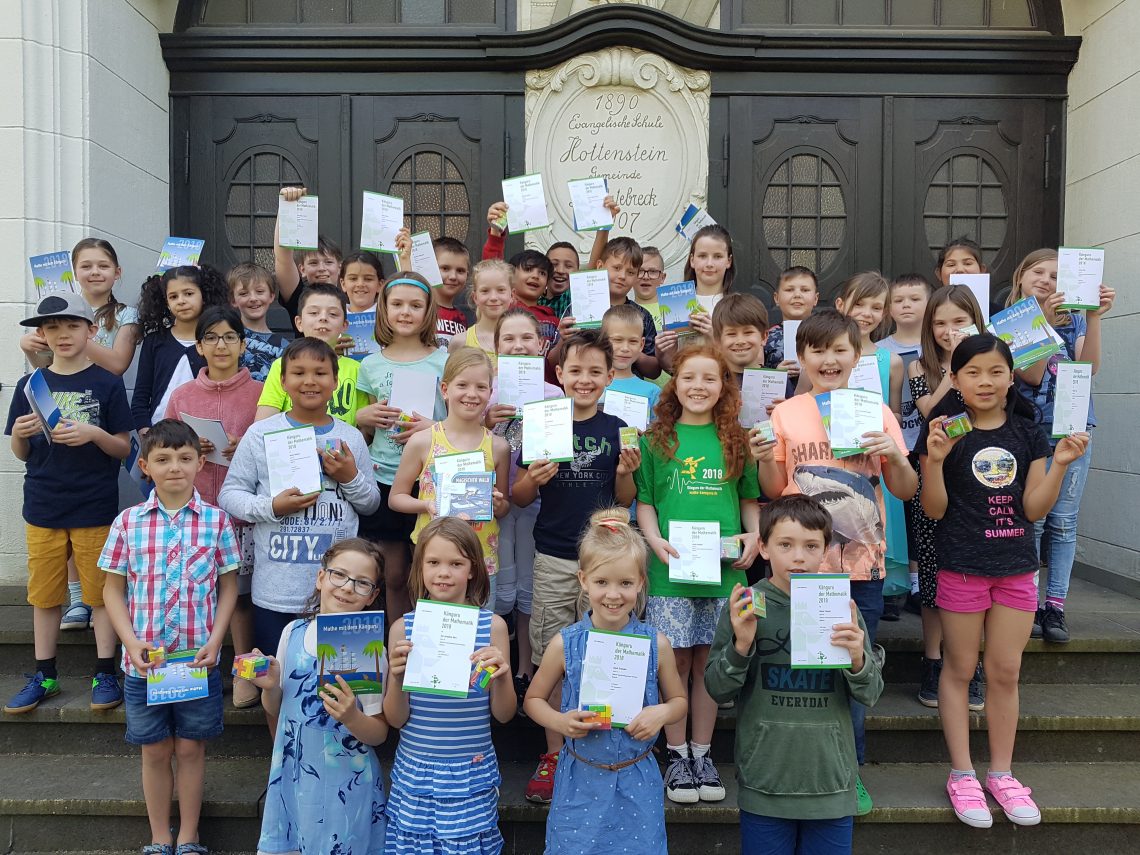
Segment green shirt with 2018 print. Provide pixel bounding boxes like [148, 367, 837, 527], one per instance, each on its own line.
[635, 422, 761, 598]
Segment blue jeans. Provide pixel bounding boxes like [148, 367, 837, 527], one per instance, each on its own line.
[850, 578, 883, 765]
[741, 810, 853, 855]
[1034, 434, 1092, 602]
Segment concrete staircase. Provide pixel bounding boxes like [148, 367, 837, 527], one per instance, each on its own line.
[0, 577, 1138, 854]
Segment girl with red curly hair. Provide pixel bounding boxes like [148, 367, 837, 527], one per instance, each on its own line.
[633, 344, 762, 805]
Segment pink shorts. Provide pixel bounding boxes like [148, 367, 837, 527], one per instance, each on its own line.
[936, 569, 1037, 614]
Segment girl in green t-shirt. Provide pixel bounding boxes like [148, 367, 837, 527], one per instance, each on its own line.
[633, 344, 761, 806]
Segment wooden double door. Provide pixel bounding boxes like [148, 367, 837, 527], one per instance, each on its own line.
[714, 95, 1063, 309]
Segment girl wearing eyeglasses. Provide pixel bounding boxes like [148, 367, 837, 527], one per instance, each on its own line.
[917, 333, 1088, 830]
[245, 538, 390, 854]
[166, 306, 264, 706]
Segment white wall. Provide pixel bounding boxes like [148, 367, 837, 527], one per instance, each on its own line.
[0, 0, 174, 580]
[1062, 0, 1140, 583]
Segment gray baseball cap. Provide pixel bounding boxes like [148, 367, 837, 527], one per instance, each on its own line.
[20, 293, 96, 327]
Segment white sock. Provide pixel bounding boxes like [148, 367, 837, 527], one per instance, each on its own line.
[68, 581, 83, 607]
[690, 742, 711, 758]
[667, 742, 689, 758]
[909, 572, 919, 594]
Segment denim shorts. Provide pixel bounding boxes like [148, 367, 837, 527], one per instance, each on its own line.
[123, 669, 224, 745]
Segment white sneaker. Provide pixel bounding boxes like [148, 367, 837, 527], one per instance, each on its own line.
[691, 754, 726, 802]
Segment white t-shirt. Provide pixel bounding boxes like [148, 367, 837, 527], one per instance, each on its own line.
[151, 337, 196, 424]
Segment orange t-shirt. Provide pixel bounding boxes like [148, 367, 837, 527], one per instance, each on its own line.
[770, 393, 907, 582]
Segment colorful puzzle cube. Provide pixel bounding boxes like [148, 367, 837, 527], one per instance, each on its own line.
[580, 703, 612, 730]
[944, 412, 973, 438]
[470, 661, 496, 692]
[753, 420, 776, 442]
[232, 654, 269, 680]
[619, 426, 640, 450]
[739, 588, 755, 617]
[144, 646, 166, 668]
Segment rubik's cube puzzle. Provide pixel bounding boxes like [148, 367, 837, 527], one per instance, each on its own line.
[739, 588, 755, 617]
[143, 646, 166, 668]
[944, 412, 973, 438]
[580, 703, 613, 730]
[232, 654, 269, 680]
[470, 661, 497, 692]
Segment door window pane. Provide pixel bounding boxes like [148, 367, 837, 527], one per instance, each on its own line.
[388, 149, 471, 241]
[224, 150, 304, 266]
[760, 152, 848, 276]
[923, 153, 1007, 264]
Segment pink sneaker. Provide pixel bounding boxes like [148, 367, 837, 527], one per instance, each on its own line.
[985, 774, 1042, 826]
[947, 774, 993, 828]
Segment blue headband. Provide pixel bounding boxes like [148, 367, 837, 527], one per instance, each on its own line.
[385, 277, 431, 294]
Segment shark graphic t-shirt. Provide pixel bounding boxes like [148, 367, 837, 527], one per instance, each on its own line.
[914, 416, 1050, 578]
[529, 410, 626, 560]
[636, 422, 760, 598]
[770, 393, 906, 582]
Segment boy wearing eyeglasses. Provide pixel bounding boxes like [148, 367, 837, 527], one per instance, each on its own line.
[166, 305, 264, 708]
[101, 418, 242, 853]
[632, 245, 667, 331]
[218, 337, 381, 657]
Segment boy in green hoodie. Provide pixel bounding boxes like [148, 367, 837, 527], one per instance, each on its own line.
[705, 495, 883, 855]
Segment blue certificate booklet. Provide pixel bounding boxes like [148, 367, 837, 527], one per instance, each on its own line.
[316, 611, 386, 696]
[146, 649, 209, 706]
[346, 310, 380, 360]
[439, 471, 494, 522]
[656, 280, 699, 331]
[986, 297, 1061, 371]
[28, 252, 75, 294]
[156, 237, 205, 271]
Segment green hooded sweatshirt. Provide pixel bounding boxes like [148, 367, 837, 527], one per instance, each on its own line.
[704, 579, 884, 820]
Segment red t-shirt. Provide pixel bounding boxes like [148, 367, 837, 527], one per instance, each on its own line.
[436, 305, 468, 348]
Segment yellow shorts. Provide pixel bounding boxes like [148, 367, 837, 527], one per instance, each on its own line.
[25, 524, 111, 609]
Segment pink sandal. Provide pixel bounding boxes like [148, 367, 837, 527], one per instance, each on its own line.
[947, 774, 994, 828]
[985, 774, 1042, 826]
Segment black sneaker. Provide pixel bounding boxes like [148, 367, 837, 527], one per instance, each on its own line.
[881, 598, 901, 622]
[690, 754, 726, 802]
[968, 662, 985, 712]
[663, 749, 699, 804]
[1030, 607, 1044, 640]
[904, 592, 922, 615]
[1041, 604, 1070, 644]
[917, 656, 942, 708]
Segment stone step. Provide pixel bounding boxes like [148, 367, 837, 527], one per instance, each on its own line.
[5, 674, 1138, 764]
[2, 756, 1137, 853]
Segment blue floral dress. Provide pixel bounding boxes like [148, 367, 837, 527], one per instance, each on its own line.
[385, 608, 502, 855]
[259, 619, 387, 855]
[545, 613, 667, 855]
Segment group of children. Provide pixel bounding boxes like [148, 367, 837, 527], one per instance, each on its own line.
[4, 181, 1111, 853]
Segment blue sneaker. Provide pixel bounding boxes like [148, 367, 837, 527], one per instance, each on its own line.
[91, 671, 123, 710]
[3, 672, 60, 714]
[60, 602, 92, 631]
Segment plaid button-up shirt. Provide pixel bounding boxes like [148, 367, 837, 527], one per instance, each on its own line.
[100, 491, 241, 677]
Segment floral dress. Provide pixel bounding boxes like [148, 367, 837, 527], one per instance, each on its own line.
[259, 619, 386, 855]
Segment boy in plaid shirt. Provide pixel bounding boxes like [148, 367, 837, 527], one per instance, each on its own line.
[101, 420, 240, 855]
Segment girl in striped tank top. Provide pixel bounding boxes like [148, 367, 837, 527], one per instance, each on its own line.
[525, 507, 687, 854]
[390, 347, 511, 610]
[384, 518, 516, 854]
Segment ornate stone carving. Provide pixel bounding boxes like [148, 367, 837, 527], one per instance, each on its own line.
[524, 47, 711, 275]
[518, 0, 720, 31]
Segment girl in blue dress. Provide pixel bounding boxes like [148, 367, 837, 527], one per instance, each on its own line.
[247, 538, 389, 855]
[525, 507, 687, 854]
[384, 517, 516, 855]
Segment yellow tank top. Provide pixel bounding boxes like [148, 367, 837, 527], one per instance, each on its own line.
[412, 422, 500, 575]
[464, 326, 498, 370]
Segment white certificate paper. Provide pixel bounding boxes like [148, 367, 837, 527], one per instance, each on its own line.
[179, 413, 231, 467]
[521, 397, 574, 464]
[1057, 246, 1104, 311]
[497, 356, 546, 415]
[360, 191, 403, 254]
[402, 600, 480, 697]
[389, 367, 438, 419]
[410, 231, 444, 287]
[433, 450, 486, 480]
[668, 520, 722, 585]
[568, 177, 613, 231]
[569, 269, 611, 328]
[848, 355, 883, 398]
[828, 389, 883, 457]
[603, 389, 649, 432]
[502, 174, 551, 233]
[949, 273, 991, 322]
[1052, 361, 1093, 437]
[278, 196, 319, 250]
[264, 425, 322, 496]
[791, 574, 852, 669]
[740, 368, 787, 427]
[782, 320, 801, 364]
[580, 630, 651, 728]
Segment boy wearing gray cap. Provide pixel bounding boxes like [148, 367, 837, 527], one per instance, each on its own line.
[4, 293, 133, 714]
